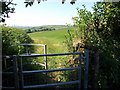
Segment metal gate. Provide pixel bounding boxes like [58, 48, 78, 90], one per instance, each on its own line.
[2, 49, 89, 90]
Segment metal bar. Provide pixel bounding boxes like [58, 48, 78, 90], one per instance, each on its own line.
[4, 58, 7, 69]
[19, 57, 24, 90]
[2, 87, 15, 89]
[24, 80, 80, 89]
[2, 66, 13, 72]
[20, 43, 48, 69]
[2, 72, 14, 74]
[22, 62, 45, 66]
[20, 43, 46, 46]
[3, 65, 78, 75]
[23, 67, 80, 74]
[3, 55, 12, 59]
[19, 52, 81, 57]
[34, 63, 45, 66]
[44, 45, 47, 69]
[13, 55, 19, 89]
[43, 45, 47, 84]
[84, 49, 89, 89]
[78, 53, 82, 89]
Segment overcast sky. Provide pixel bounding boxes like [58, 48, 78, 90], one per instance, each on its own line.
[5, 0, 100, 26]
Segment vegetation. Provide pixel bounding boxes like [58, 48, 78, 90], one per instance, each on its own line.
[1, 1, 120, 89]
[26, 26, 55, 33]
[2, 25, 77, 89]
[24, 0, 76, 7]
[41, 25, 70, 30]
[91, 2, 120, 88]
[65, 2, 120, 89]
[29, 27, 74, 53]
[28, 27, 79, 89]
[0, 0, 16, 22]
[2, 26, 33, 55]
[2, 26, 36, 88]
[2, 26, 35, 72]
[24, 25, 71, 33]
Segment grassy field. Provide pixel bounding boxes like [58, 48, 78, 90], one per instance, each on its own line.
[28, 27, 79, 86]
[28, 27, 76, 82]
[29, 27, 74, 54]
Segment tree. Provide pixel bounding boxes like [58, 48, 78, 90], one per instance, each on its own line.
[65, 2, 120, 88]
[0, 0, 16, 22]
[91, 2, 120, 88]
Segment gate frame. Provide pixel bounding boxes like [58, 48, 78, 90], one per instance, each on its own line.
[20, 43, 47, 69]
[2, 49, 89, 90]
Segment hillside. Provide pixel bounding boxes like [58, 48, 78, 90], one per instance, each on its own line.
[41, 25, 70, 30]
[28, 27, 74, 53]
[24, 25, 72, 33]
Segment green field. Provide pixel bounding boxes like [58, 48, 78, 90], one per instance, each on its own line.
[29, 27, 75, 71]
[29, 27, 74, 54]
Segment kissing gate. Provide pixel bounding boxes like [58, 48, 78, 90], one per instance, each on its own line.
[2, 44, 89, 90]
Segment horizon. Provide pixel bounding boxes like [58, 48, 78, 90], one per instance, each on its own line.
[8, 24, 69, 27]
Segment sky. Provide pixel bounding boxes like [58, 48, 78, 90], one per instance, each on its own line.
[5, 0, 100, 26]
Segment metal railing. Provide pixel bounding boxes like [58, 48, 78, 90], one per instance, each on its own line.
[2, 50, 89, 90]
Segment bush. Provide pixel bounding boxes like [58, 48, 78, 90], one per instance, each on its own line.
[2, 26, 33, 55]
[65, 2, 120, 88]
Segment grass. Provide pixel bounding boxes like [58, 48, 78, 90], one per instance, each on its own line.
[29, 27, 74, 54]
[28, 27, 77, 84]
[28, 27, 76, 70]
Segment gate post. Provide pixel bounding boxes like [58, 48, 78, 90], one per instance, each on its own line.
[13, 55, 19, 90]
[78, 53, 82, 89]
[93, 49, 99, 89]
[19, 56, 24, 90]
[44, 45, 47, 69]
[84, 49, 89, 89]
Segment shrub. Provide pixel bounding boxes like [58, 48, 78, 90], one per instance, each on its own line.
[2, 26, 33, 55]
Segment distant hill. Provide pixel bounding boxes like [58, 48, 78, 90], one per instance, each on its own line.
[41, 25, 69, 30]
[23, 25, 72, 33]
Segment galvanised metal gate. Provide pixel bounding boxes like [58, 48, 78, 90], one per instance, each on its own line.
[2, 49, 89, 90]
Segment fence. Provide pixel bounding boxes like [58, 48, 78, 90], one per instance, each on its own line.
[2, 49, 89, 90]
